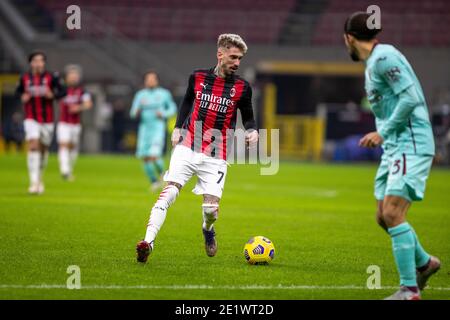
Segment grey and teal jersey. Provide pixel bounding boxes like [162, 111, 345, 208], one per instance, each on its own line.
[364, 43, 435, 156]
[130, 87, 176, 124]
[130, 87, 177, 158]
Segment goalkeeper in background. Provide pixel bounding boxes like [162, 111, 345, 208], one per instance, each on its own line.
[130, 71, 177, 191]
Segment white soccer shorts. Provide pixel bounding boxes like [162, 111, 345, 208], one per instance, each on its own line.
[24, 119, 54, 146]
[164, 145, 228, 199]
[57, 122, 81, 145]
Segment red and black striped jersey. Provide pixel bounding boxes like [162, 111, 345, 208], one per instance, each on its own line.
[16, 71, 66, 123]
[59, 86, 91, 124]
[175, 68, 256, 160]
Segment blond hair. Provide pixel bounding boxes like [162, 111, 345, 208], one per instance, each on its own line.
[217, 34, 248, 54]
[64, 64, 82, 77]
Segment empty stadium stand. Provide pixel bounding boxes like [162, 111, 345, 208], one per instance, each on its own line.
[313, 0, 450, 46]
[37, 0, 296, 43]
[9, 0, 449, 47]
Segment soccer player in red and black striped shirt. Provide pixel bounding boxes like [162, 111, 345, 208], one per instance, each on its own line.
[137, 34, 258, 262]
[16, 51, 66, 194]
[57, 65, 92, 181]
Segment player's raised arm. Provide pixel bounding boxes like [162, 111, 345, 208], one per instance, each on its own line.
[376, 55, 418, 140]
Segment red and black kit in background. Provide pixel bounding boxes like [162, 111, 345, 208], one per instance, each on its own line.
[59, 86, 88, 124]
[16, 71, 66, 123]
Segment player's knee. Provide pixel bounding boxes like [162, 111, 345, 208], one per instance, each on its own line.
[167, 181, 182, 190]
[382, 204, 402, 227]
[375, 210, 383, 226]
[375, 210, 389, 232]
[202, 204, 219, 223]
[375, 201, 386, 229]
[40, 144, 48, 152]
[144, 156, 158, 162]
[28, 140, 39, 151]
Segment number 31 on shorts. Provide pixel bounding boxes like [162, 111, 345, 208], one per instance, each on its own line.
[390, 153, 407, 176]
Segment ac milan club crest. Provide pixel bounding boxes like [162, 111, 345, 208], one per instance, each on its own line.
[230, 87, 236, 97]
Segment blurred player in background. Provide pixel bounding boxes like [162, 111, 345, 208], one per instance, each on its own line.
[344, 12, 440, 300]
[136, 34, 258, 263]
[16, 51, 66, 194]
[57, 64, 93, 181]
[130, 71, 177, 191]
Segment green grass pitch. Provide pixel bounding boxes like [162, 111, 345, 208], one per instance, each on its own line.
[0, 154, 448, 299]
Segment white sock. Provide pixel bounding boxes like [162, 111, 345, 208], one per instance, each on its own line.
[58, 147, 70, 175]
[69, 148, 78, 172]
[39, 150, 49, 181]
[144, 185, 179, 244]
[27, 151, 40, 185]
[202, 204, 219, 231]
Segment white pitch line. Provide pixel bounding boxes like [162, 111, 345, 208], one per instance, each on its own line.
[0, 284, 449, 291]
[239, 184, 338, 198]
